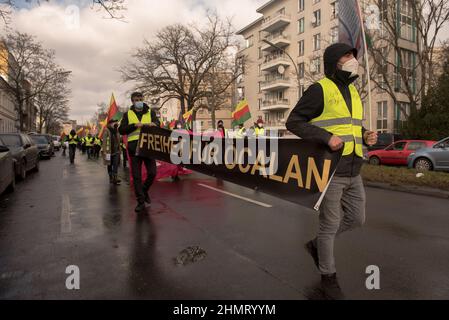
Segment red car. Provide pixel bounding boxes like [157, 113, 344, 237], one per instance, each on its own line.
[368, 140, 436, 166]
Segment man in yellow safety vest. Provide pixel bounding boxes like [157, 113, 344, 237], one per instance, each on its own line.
[119, 92, 160, 213]
[286, 43, 378, 299]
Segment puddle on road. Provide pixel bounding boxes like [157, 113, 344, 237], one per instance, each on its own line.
[174, 246, 207, 266]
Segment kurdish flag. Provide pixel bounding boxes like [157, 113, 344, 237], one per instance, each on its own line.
[231, 100, 251, 127]
[182, 109, 193, 122]
[99, 93, 120, 139]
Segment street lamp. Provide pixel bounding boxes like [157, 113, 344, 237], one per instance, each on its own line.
[262, 39, 301, 92]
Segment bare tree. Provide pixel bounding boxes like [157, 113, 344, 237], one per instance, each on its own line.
[35, 67, 71, 133]
[0, 31, 71, 131]
[367, 0, 449, 121]
[121, 12, 245, 122]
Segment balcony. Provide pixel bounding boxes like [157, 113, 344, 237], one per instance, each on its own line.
[262, 34, 291, 51]
[265, 120, 287, 130]
[260, 76, 292, 91]
[261, 12, 291, 32]
[260, 99, 291, 111]
[261, 53, 291, 72]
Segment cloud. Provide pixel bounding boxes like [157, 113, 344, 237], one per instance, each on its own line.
[10, 0, 265, 123]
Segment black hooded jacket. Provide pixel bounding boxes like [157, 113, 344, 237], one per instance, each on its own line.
[286, 43, 367, 177]
[118, 103, 160, 156]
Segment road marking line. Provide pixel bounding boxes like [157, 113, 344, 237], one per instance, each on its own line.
[197, 183, 273, 208]
[61, 194, 72, 234]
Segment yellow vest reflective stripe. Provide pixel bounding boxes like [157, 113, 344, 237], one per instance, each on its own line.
[311, 77, 364, 157]
[236, 128, 245, 138]
[127, 110, 152, 142]
[68, 134, 78, 145]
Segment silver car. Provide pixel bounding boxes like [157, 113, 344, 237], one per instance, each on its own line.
[407, 136, 449, 172]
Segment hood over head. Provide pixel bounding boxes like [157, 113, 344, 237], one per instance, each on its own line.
[324, 43, 358, 78]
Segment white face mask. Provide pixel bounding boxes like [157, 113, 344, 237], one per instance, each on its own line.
[339, 57, 359, 78]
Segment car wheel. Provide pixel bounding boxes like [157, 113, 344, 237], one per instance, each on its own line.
[369, 156, 380, 166]
[6, 174, 15, 193]
[414, 158, 433, 171]
[20, 159, 27, 180]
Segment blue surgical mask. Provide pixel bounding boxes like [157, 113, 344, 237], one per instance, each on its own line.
[134, 101, 144, 110]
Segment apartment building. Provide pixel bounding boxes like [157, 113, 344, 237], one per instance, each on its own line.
[236, 0, 419, 136]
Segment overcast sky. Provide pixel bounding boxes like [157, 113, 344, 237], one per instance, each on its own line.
[10, 0, 266, 123]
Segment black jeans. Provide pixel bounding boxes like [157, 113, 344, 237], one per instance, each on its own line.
[108, 153, 120, 176]
[130, 155, 156, 204]
[69, 144, 77, 163]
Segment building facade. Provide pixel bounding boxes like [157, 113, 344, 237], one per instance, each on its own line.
[0, 77, 18, 133]
[236, 0, 419, 136]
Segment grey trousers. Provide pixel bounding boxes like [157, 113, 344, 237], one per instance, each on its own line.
[314, 175, 366, 275]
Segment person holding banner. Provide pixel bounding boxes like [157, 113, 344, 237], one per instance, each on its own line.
[286, 43, 377, 299]
[119, 92, 160, 213]
[102, 115, 122, 185]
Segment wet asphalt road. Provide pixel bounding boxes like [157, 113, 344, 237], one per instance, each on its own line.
[0, 150, 448, 300]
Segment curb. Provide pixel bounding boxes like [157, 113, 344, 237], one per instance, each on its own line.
[364, 181, 449, 200]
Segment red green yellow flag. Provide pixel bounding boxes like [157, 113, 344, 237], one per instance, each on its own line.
[231, 100, 251, 127]
[99, 93, 119, 139]
[182, 109, 193, 122]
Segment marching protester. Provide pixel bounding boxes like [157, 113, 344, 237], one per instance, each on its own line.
[286, 43, 378, 299]
[236, 124, 246, 138]
[102, 114, 122, 185]
[217, 120, 227, 138]
[94, 135, 102, 159]
[65, 129, 80, 164]
[119, 92, 160, 213]
[85, 133, 94, 159]
[255, 119, 265, 137]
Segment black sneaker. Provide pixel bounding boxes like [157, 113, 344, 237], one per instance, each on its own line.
[135, 202, 146, 213]
[305, 240, 320, 271]
[321, 273, 345, 300]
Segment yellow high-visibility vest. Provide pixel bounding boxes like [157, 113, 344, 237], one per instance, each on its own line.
[85, 137, 95, 147]
[311, 77, 364, 157]
[255, 127, 265, 136]
[127, 110, 152, 142]
[68, 134, 78, 145]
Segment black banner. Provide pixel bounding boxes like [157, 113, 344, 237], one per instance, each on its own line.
[136, 126, 342, 209]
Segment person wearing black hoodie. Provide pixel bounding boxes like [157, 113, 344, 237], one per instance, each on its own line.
[286, 43, 377, 298]
[119, 92, 160, 213]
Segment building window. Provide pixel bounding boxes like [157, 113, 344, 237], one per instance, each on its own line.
[394, 101, 410, 132]
[313, 9, 321, 27]
[331, 1, 339, 20]
[258, 47, 262, 59]
[395, 49, 417, 93]
[298, 62, 305, 79]
[298, 40, 304, 56]
[399, 0, 416, 42]
[313, 0, 320, 4]
[311, 57, 321, 74]
[331, 27, 338, 44]
[298, 18, 305, 34]
[377, 101, 388, 132]
[313, 33, 321, 51]
[298, 0, 305, 12]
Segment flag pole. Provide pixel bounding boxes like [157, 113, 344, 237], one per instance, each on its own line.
[356, 0, 373, 131]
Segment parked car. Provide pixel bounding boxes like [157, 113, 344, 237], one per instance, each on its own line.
[29, 134, 54, 159]
[368, 140, 436, 166]
[367, 133, 403, 151]
[407, 136, 449, 172]
[29, 133, 55, 156]
[0, 142, 15, 195]
[52, 135, 61, 151]
[0, 133, 40, 180]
